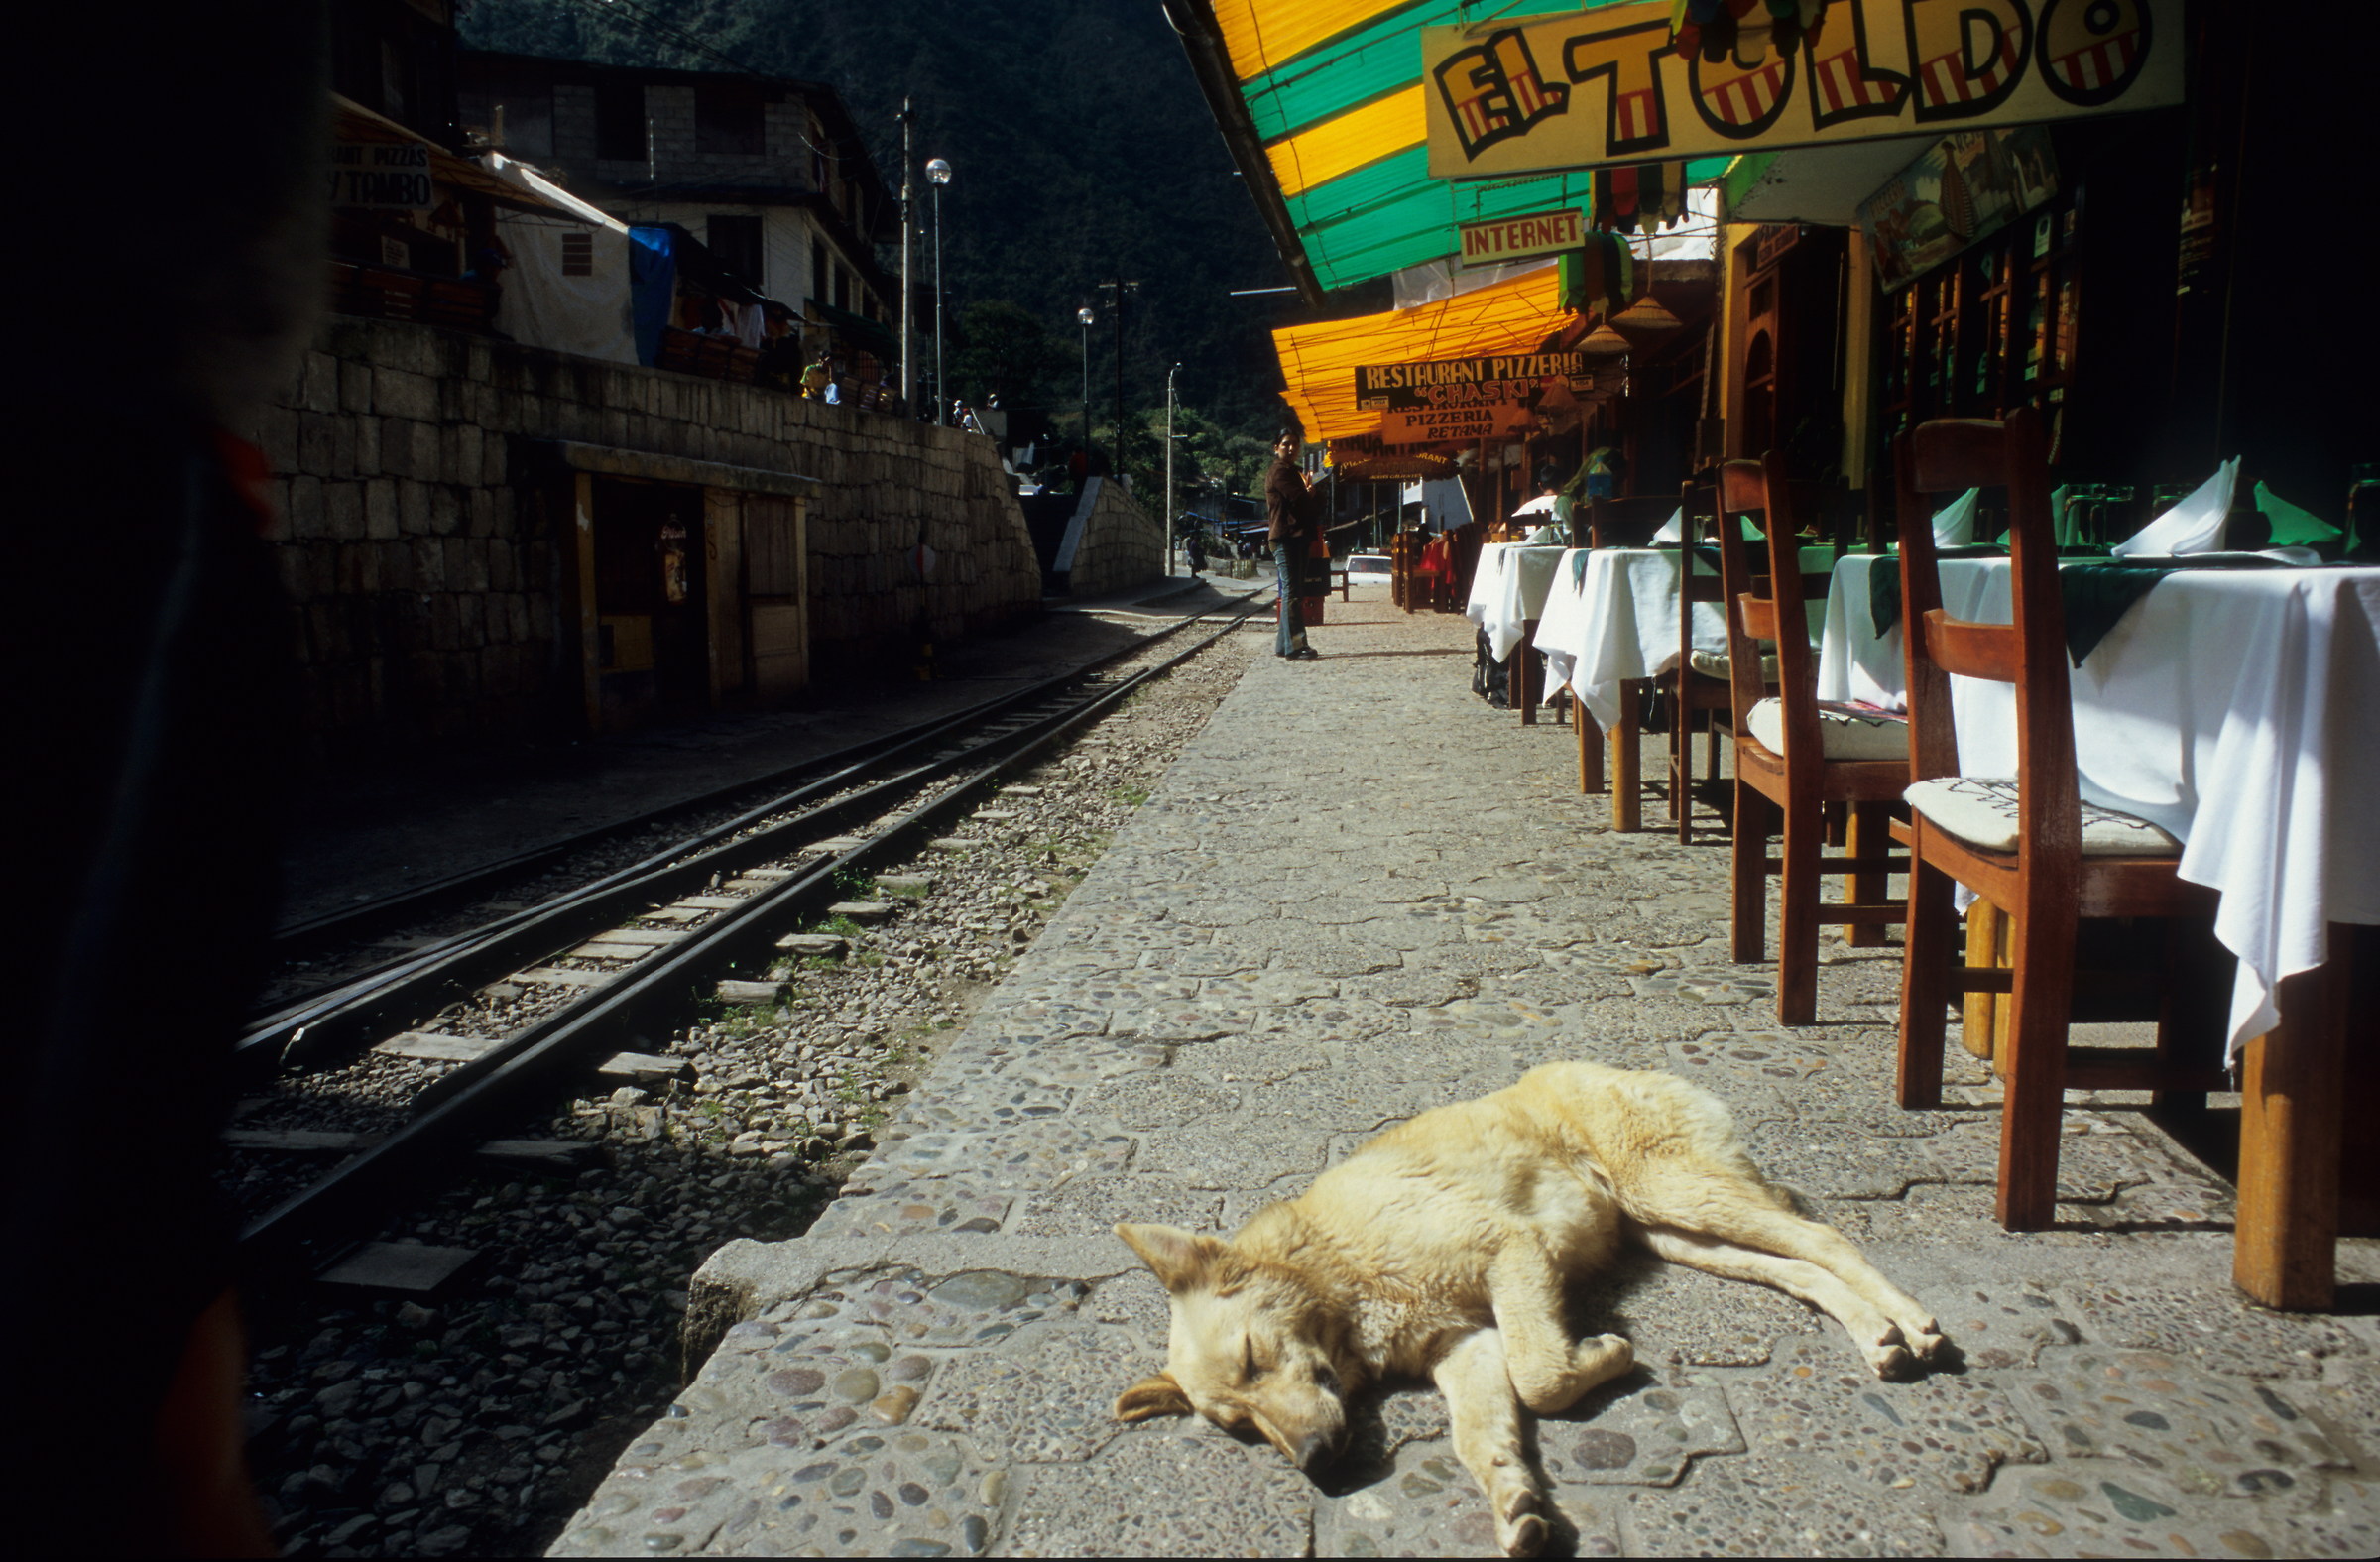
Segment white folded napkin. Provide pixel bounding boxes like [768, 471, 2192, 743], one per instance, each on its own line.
[1522, 522, 1564, 545]
[2112, 457, 2240, 557]
[1650, 506, 1685, 542]
[1933, 488, 1979, 546]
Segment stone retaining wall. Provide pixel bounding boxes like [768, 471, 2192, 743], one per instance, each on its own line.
[1053, 476, 1166, 597]
[248, 316, 1041, 754]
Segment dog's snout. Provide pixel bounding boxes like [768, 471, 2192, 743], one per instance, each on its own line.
[1313, 1363, 1340, 1394]
[1293, 1428, 1335, 1471]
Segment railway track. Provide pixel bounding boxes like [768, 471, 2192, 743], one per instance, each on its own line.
[228, 592, 1271, 1275]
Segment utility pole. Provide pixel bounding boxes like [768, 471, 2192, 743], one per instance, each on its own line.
[1096, 275, 1137, 482]
[896, 98, 912, 416]
[1165, 363, 1180, 574]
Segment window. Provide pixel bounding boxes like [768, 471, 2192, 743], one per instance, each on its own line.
[561, 230, 594, 278]
[810, 239, 827, 304]
[706, 215, 763, 288]
[833, 264, 850, 312]
[595, 79, 645, 162]
[695, 80, 765, 156]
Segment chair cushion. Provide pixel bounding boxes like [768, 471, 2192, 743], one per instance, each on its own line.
[1904, 777, 2182, 857]
[1745, 696, 1909, 761]
[1687, 647, 1787, 681]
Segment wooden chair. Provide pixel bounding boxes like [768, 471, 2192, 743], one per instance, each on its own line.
[1720, 452, 1907, 1026]
[1666, 467, 1760, 843]
[1892, 410, 2226, 1230]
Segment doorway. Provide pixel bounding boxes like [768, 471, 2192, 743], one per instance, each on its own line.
[592, 476, 709, 729]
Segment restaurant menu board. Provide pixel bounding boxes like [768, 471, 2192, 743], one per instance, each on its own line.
[1356, 351, 1593, 443]
[1857, 124, 2058, 289]
[1423, 0, 2180, 180]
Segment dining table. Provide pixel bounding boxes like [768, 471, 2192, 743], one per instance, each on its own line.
[1465, 542, 1570, 725]
[1816, 548, 2380, 1307]
[1536, 544, 1834, 830]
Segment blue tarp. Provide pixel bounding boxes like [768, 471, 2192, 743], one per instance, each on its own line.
[628, 225, 676, 369]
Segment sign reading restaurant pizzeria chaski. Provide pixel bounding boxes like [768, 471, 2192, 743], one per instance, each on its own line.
[1458, 208, 1583, 269]
[1355, 351, 1593, 405]
[1424, 0, 2183, 180]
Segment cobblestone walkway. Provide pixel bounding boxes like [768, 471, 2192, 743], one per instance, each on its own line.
[550, 588, 2380, 1558]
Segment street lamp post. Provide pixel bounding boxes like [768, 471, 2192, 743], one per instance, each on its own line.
[1077, 306, 1095, 473]
[896, 99, 912, 417]
[1165, 363, 1180, 575]
[926, 157, 952, 425]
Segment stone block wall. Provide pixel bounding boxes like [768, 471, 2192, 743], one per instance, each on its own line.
[1056, 477, 1167, 598]
[249, 315, 1041, 755]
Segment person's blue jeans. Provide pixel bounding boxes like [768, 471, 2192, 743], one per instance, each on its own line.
[1273, 542, 1307, 655]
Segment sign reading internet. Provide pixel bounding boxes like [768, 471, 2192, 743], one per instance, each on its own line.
[1458, 208, 1583, 269]
[1423, 0, 2182, 180]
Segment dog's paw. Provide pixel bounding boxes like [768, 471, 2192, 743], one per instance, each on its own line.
[1496, 1491, 1548, 1557]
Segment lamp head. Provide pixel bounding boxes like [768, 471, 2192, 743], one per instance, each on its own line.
[926, 158, 953, 184]
[1077, 307, 1096, 326]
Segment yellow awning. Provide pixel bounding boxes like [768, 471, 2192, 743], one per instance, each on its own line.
[1273, 265, 1567, 443]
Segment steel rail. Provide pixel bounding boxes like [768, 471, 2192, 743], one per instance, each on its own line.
[242, 596, 1257, 1066]
[262, 590, 1252, 969]
[237, 595, 1268, 1265]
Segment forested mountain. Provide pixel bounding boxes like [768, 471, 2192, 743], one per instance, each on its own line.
[460, 0, 1299, 452]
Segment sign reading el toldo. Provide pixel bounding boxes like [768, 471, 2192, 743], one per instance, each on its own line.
[1458, 208, 1583, 269]
[1424, 0, 2182, 180]
[1356, 351, 1592, 406]
[330, 139, 434, 209]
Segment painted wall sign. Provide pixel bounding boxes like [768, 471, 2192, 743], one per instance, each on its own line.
[331, 139, 434, 208]
[1857, 124, 2059, 288]
[1457, 208, 1584, 269]
[1378, 401, 1536, 444]
[1423, 0, 2181, 180]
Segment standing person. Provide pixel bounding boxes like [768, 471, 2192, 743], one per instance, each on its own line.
[1184, 523, 1208, 576]
[1266, 430, 1322, 659]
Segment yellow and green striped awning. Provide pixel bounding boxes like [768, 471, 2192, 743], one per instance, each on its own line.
[1178, 0, 1728, 295]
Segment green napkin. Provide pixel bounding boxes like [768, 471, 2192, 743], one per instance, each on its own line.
[2255, 482, 2341, 546]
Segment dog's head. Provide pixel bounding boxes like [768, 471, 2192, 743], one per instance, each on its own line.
[1110, 1222, 1354, 1471]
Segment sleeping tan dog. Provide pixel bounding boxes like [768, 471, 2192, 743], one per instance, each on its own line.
[1113, 1061, 1945, 1556]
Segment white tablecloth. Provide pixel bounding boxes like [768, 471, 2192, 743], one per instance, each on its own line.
[1538, 546, 1833, 730]
[1465, 543, 1569, 661]
[1821, 554, 2380, 1059]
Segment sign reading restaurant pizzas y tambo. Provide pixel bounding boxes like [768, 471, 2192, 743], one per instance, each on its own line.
[1423, 0, 2184, 180]
[330, 140, 434, 209]
[1356, 352, 1592, 443]
[1458, 208, 1583, 269]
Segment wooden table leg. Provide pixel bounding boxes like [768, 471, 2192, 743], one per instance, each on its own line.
[1577, 698, 1605, 795]
[1961, 901, 2002, 1061]
[1612, 679, 1642, 833]
[2232, 929, 2348, 1310]
[1517, 620, 1540, 726]
[1845, 802, 1886, 949]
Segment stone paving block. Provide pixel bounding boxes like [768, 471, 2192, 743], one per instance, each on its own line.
[1317, 1441, 1625, 1559]
[803, 1175, 1013, 1239]
[1947, 1465, 2323, 1560]
[1080, 1072, 1246, 1128]
[917, 1317, 1152, 1463]
[768, 1268, 1086, 1351]
[1729, 1335, 2048, 1493]
[1005, 1426, 1312, 1557]
[1926, 1283, 2080, 1372]
[2007, 1347, 2350, 1498]
[1199, 968, 1341, 1005]
[1625, 1451, 1948, 1556]
[1008, 1173, 1228, 1238]
[1246, 995, 1407, 1044]
[1540, 1381, 1745, 1488]
[2056, 1282, 2374, 1381]
[868, 1119, 1134, 1194]
[1161, 1034, 1337, 1084]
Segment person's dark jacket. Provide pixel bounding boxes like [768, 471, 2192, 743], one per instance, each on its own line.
[1266, 456, 1320, 543]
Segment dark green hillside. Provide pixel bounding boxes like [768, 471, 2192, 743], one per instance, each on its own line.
[460, 0, 1299, 442]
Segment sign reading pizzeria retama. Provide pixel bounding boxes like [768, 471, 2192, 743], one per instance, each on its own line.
[1424, 0, 2182, 180]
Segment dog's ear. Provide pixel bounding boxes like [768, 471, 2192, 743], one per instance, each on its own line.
[1113, 1372, 1193, 1421]
[1115, 1223, 1230, 1293]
